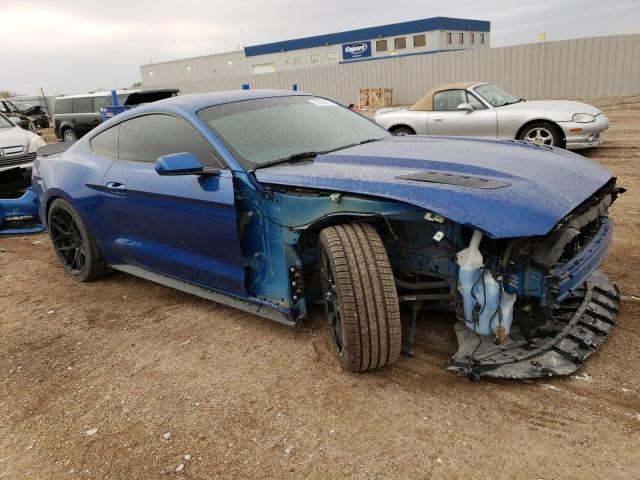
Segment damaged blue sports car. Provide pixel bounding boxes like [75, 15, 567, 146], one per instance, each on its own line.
[0, 90, 623, 379]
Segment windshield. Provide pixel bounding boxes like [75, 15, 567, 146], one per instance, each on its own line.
[473, 84, 521, 107]
[12, 101, 31, 110]
[0, 113, 14, 129]
[198, 95, 390, 169]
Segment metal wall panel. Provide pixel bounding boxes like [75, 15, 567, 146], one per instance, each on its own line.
[143, 34, 640, 104]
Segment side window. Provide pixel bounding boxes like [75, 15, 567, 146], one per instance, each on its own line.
[55, 98, 73, 114]
[94, 96, 112, 112]
[117, 114, 222, 167]
[466, 93, 486, 110]
[75, 97, 94, 113]
[90, 125, 119, 158]
[433, 90, 467, 111]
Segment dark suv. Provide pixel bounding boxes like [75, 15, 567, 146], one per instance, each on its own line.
[54, 89, 179, 141]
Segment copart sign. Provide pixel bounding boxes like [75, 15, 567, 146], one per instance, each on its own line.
[342, 41, 372, 60]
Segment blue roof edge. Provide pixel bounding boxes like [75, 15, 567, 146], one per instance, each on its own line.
[244, 17, 490, 57]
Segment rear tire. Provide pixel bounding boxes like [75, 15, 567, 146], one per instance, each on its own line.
[391, 126, 415, 136]
[318, 223, 401, 371]
[48, 198, 109, 282]
[63, 129, 77, 142]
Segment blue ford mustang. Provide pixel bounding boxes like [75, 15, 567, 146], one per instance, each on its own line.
[0, 90, 623, 379]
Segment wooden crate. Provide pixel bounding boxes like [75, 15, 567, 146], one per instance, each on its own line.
[358, 88, 393, 108]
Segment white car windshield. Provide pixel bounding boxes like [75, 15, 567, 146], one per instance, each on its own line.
[0, 113, 14, 129]
[474, 84, 521, 107]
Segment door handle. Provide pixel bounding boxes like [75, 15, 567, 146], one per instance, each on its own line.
[106, 182, 127, 193]
[433, 116, 444, 121]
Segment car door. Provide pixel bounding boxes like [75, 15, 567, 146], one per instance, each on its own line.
[99, 113, 246, 294]
[427, 89, 497, 138]
[73, 97, 100, 136]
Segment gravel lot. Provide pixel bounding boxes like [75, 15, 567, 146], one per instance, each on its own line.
[2, 97, 639, 479]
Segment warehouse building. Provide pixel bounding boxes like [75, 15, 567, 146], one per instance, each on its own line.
[140, 17, 490, 85]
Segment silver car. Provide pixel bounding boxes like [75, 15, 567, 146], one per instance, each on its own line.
[374, 82, 609, 150]
[0, 112, 46, 176]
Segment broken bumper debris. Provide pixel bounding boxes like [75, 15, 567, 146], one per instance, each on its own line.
[448, 270, 620, 379]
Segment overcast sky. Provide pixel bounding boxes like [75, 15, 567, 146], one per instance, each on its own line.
[3, 0, 640, 95]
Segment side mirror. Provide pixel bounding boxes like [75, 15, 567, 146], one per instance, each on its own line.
[457, 103, 474, 113]
[155, 152, 205, 176]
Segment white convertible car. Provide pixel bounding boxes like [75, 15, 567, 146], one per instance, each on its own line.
[374, 82, 609, 150]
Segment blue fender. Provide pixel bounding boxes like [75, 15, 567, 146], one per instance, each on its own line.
[0, 188, 46, 236]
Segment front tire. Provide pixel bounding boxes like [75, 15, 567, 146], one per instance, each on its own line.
[319, 223, 401, 372]
[48, 198, 109, 281]
[519, 121, 564, 147]
[390, 126, 415, 136]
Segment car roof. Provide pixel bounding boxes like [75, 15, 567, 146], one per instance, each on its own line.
[409, 82, 486, 111]
[132, 89, 307, 113]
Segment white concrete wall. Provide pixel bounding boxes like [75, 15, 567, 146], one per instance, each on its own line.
[140, 29, 490, 84]
[141, 34, 640, 105]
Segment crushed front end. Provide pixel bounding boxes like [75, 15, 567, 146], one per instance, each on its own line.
[384, 179, 624, 379]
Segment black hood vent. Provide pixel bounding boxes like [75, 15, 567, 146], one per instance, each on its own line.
[395, 171, 510, 189]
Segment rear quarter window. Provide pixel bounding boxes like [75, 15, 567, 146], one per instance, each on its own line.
[55, 98, 73, 115]
[90, 125, 119, 159]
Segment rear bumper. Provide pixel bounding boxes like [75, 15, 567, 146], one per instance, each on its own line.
[561, 114, 609, 150]
[0, 187, 45, 236]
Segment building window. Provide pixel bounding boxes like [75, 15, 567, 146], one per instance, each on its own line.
[470, 33, 475, 44]
[309, 54, 320, 65]
[481, 33, 485, 44]
[446, 32, 452, 45]
[394, 37, 406, 50]
[252, 63, 276, 74]
[413, 34, 426, 48]
[327, 52, 338, 62]
[376, 39, 388, 52]
[293, 56, 303, 67]
[458, 33, 464, 44]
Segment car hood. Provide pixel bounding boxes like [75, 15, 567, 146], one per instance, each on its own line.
[0, 125, 30, 147]
[498, 100, 602, 120]
[254, 136, 613, 238]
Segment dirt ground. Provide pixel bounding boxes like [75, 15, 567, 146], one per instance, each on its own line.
[2, 97, 639, 480]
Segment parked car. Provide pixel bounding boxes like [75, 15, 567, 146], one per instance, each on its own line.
[9, 100, 50, 128]
[374, 82, 609, 149]
[54, 88, 179, 142]
[0, 112, 45, 194]
[0, 98, 37, 131]
[1, 90, 622, 379]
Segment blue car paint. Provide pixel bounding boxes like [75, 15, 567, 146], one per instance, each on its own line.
[3, 90, 617, 326]
[155, 152, 207, 175]
[551, 216, 614, 302]
[99, 161, 246, 294]
[0, 188, 45, 236]
[255, 135, 613, 239]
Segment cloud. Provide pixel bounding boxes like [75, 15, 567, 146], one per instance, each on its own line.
[2, 0, 639, 94]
